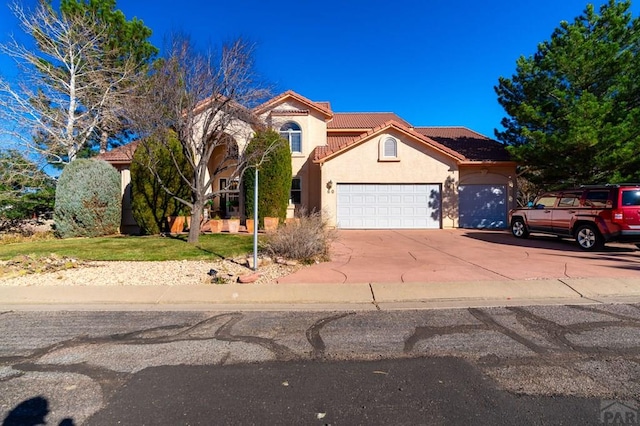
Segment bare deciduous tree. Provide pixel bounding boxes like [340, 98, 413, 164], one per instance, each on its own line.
[0, 1, 150, 164]
[130, 36, 276, 243]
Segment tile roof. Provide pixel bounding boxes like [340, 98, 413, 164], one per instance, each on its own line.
[414, 127, 511, 161]
[327, 112, 411, 129]
[254, 90, 333, 118]
[98, 93, 512, 168]
[314, 120, 466, 163]
[95, 141, 138, 164]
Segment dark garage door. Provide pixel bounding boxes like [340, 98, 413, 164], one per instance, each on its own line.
[458, 184, 507, 229]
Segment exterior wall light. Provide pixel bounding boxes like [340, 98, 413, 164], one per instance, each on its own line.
[326, 180, 333, 193]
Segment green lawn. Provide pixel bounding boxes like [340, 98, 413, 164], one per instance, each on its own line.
[0, 234, 257, 261]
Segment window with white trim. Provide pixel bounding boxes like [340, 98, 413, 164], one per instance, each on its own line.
[291, 178, 301, 204]
[280, 122, 302, 153]
[379, 136, 399, 161]
[383, 137, 397, 157]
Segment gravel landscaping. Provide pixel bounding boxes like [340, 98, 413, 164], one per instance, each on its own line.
[0, 257, 303, 286]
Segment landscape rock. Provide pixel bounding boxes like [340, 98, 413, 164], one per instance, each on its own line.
[237, 273, 261, 283]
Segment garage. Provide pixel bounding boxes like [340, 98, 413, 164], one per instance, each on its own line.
[458, 184, 507, 229]
[336, 184, 441, 229]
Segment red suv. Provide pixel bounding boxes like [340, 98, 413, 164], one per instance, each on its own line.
[508, 184, 640, 250]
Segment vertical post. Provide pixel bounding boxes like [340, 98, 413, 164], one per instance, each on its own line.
[253, 168, 258, 271]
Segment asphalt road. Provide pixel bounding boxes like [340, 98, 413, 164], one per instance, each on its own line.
[87, 358, 598, 426]
[1, 305, 639, 425]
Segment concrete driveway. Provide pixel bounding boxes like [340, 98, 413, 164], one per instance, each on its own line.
[277, 229, 640, 284]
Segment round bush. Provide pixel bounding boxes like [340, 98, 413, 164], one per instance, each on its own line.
[131, 131, 192, 234]
[54, 159, 122, 238]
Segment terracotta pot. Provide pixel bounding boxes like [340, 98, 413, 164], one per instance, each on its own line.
[208, 219, 223, 233]
[246, 219, 255, 234]
[167, 216, 185, 234]
[285, 218, 301, 226]
[263, 216, 279, 233]
[226, 219, 240, 233]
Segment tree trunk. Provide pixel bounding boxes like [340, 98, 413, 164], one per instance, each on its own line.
[100, 131, 108, 154]
[188, 199, 203, 243]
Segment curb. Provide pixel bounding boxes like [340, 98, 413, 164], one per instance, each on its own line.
[1, 278, 639, 311]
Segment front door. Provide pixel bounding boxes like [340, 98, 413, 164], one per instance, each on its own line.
[219, 178, 240, 218]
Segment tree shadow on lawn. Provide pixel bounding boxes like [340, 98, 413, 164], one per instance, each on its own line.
[162, 233, 247, 260]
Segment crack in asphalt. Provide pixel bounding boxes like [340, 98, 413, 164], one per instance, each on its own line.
[305, 312, 356, 358]
[404, 306, 640, 361]
[214, 313, 297, 361]
[568, 304, 640, 323]
[468, 308, 549, 355]
[2, 305, 640, 412]
[506, 307, 577, 352]
[0, 312, 302, 402]
[404, 323, 488, 353]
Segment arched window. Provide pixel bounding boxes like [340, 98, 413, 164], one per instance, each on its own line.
[280, 122, 302, 153]
[383, 137, 397, 158]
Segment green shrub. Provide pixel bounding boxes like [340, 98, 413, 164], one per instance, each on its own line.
[243, 129, 292, 227]
[0, 149, 55, 233]
[264, 209, 336, 262]
[54, 159, 121, 238]
[131, 130, 192, 234]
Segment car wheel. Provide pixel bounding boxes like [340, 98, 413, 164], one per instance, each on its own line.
[511, 218, 529, 238]
[575, 225, 602, 250]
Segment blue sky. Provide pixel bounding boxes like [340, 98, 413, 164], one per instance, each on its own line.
[1, 0, 636, 140]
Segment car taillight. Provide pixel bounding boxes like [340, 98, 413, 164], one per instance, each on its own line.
[612, 209, 624, 223]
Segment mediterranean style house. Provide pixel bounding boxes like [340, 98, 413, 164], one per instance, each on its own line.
[100, 90, 517, 233]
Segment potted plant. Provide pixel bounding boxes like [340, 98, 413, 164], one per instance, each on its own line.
[246, 218, 255, 234]
[208, 212, 223, 233]
[263, 216, 279, 233]
[226, 216, 240, 233]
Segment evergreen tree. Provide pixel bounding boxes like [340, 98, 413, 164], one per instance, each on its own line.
[243, 129, 291, 226]
[495, 0, 640, 187]
[54, 159, 121, 237]
[131, 130, 192, 234]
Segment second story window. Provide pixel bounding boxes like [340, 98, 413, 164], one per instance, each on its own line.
[383, 137, 397, 158]
[379, 136, 399, 161]
[280, 122, 302, 154]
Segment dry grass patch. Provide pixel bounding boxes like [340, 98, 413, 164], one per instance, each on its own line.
[0, 253, 86, 279]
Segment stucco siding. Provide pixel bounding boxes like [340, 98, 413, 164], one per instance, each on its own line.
[320, 132, 460, 228]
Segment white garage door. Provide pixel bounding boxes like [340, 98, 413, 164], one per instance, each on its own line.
[337, 184, 441, 229]
[458, 184, 507, 229]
